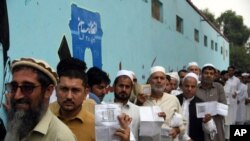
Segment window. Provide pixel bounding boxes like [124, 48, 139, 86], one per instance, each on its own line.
[194, 29, 199, 42]
[211, 40, 214, 50]
[204, 35, 207, 47]
[215, 42, 218, 51]
[221, 46, 223, 54]
[152, 0, 163, 22]
[176, 16, 183, 33]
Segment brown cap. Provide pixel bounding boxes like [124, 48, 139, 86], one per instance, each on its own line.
[11, 58, 58, 85]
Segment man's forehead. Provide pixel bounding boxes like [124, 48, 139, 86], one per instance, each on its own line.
[150, 71, 166, 77]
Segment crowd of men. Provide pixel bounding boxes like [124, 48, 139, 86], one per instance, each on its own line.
[0, 58, 250, 141]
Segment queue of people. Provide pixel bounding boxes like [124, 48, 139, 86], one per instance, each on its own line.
[1, 57, 250, 141]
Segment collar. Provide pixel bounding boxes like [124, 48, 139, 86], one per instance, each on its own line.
[113, 99, 131, 109]
[33, 109, 53, 135]
[183, 96, 194, 102]
[51, 102, 84, 123]
[198, 82, 215, 89]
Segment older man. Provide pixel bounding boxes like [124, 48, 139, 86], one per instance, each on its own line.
[187, 62, 200, 76]
[4, 58, 76, 141]
[137, 66, 185, 140]
[177, 73, 215, 141]
[196, 64, 226, 141]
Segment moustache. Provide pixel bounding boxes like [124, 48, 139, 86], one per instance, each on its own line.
[63, 100, 74, 104]
[12, 99, 31, 106]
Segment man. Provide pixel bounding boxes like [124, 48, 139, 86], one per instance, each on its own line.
[168, 72, 181, 96]
[87, 66, 111, 104]
[50, 57, 95, 141]
[177, 72, 215, 141]
[50, 58, 131, 141]
[187, 61, 200, 76]
[178, 69, 188, 90]
[136, 66, 185, 140]
[245, 73, 250, 124]
[128, 71, 141, 104]
[196, 63, 227, 141]
[113, 70, 140, 141]
[224, 65, 241, 140]
[235, 73, 248, 125]
[4, 57, 76, 141]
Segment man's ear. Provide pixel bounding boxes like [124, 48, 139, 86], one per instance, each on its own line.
[44, 84, 54, 99]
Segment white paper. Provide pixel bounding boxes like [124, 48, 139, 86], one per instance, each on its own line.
[139, 84, 151, 96]
[140, 106, 164, 122]
[95, 103, 121, 141]
[216, 102, 228, 116]
[196, 101, 228, 118]
[139, 106, 164, 137]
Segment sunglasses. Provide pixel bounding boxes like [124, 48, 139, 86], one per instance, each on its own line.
[5, 82, 41, 95]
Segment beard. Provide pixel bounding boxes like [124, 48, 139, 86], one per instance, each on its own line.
[114, 92, 130, 101]
[4, 98, 46, 141]
[151, 84, 165, 95]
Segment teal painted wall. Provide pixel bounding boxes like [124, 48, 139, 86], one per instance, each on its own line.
[5, 0, 229, 82]
[0, 0, 230, 127]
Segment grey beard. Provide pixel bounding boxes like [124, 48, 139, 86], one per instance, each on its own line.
[151, 85, 165, 95]
[4, 103, 46, 141]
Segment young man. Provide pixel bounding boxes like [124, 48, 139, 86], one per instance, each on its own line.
[50, 57, 95, 141]
[50, 57, 131, 141]
[113, 70, 140, 141]
[4, 57, 76, 141]
[196, 64, 227, 141]
[87, 66, 110, 104]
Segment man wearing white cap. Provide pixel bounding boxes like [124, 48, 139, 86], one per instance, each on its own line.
[235, 73, 248, 125]
[187, 61, 200, 76]
[224, 66, 240, 139]
[168, 72, 182, 96]
[113, 70, 140, 141]
[136, 66, 185, 140]
[128, 71, 141, 104]
[177, 72, 216, 141]
[4, 58, 77, 141]
[196, 63, 226, 141]
[244, 73, 250, 124]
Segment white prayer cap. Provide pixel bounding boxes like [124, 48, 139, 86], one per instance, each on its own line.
[169, 72, 180, 82]
[129, 71, 136, 77]
[116, 70, 133, 81]
[183, 72, 199, 83]
[150, 66, 166, 75]
[187, 61, 199, 68]
[202, 63, 216, 70]
[242, 72, 250, 77]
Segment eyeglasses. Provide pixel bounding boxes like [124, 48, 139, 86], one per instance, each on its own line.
[5, 82, 41, 95]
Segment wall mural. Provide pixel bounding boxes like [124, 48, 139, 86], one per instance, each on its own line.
[69, 4, 103, 68]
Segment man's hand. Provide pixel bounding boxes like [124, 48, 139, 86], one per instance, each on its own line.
[3, 93, 11, 113]
[136, 93, 148, 106]
[169, 127, 180, 139]
[158, 112, 166, 120]
[114, 113, 132, 141]
[203, 114, 212, 123]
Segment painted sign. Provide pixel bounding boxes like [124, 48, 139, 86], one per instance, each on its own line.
[69, 4, 103, 68]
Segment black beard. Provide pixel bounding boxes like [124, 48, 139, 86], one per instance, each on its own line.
[114, 92, 130, 101]
[4, 98, 46, 141]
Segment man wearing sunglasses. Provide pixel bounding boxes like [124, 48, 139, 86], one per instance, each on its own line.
[4, 58, 77, 141]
